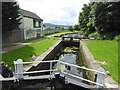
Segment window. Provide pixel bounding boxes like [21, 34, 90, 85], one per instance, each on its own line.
[33, 19, 41, 28]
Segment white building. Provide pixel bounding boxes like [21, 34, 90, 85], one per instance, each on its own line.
[19, 9, 43, 40]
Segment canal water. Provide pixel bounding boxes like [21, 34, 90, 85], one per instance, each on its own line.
[57, 46, 83, 78]
[51, 46, 89, 90]
[22, 46, 87, 90]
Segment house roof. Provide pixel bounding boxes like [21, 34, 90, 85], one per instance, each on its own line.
[20, 9, 43, 21]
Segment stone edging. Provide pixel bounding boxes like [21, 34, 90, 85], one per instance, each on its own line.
[80, 40, 118, 89]
[24, 40, 62, 71]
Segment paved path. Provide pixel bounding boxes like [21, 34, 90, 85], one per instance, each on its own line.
[1, 38, 45, 54]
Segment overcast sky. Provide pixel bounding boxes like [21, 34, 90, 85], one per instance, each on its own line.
[17, 0, 90, 25]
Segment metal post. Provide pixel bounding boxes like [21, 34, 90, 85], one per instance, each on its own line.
[50, 61, 53, 90]
[62, 37, 65, 41]
[96, 67, 107, 88]
[13, 61, 17, 82]
[50, 61, 52, 80]
[16, 59, 23, 81]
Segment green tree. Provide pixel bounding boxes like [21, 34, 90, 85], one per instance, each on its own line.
[78, 1, 120, 39]
[2, 1, 21, 33]
[94, 2, 120, 39]
[78, 3, 95, 36]
[68, 26, 73, 31]
[74, 24, 79, 31]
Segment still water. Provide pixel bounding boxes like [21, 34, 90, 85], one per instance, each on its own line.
[23, 47, 86, 90]
[58, 47, 83, 79]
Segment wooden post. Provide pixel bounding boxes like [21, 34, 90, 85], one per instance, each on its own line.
[96, 67, 106, 88]
[16, 59, 23, 81]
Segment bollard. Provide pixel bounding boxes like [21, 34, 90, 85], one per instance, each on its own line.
[15, 59, 23, 81]
[96, 67, 107, 88]
[50, 61, 52, 80]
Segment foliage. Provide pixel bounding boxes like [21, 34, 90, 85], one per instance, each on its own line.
[74, 24, 80, 31]
[47, 31, 78, 37]
[60, 27, 64, 30]
[78, 3, 95, 36]
[88, 31, 100, 39]
[85, 40, 119, 83]
[68, 26, 73, 31]
[44, 29, 59, 36]
[78, 2, 120, 39]
[2, 1, 21, 33]
[114, 35, 120, 42]
[94, 2, 120, 39]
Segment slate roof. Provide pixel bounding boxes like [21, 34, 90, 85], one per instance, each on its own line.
[20, 9, 43, 21]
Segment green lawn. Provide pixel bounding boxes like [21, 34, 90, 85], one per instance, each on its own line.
[2, 38, 58, 69]
[47, 31, 79, 37]
[17, 36, 44, 43]
[85, 40, 119, 83]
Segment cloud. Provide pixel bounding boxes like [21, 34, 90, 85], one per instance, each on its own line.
[17, 0, 89, 25]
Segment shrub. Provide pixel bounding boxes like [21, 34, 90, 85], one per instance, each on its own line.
[114, 35, 120, 42]
[88, 32, 101, 40]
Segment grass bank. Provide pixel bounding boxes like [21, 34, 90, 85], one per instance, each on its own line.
[85, 40, 119, 83]
[17, 36, 44, 43]
[47, 31, 79, 37]
[2, 38, 58, 69]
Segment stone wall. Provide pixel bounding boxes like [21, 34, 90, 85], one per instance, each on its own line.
[79, 40, 100, 83]
[79, 40, 119, 89]
[25, 40, 63, 72]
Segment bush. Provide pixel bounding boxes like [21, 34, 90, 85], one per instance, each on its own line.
[88, 32, 101, 40]
[68, 26, 73, 31]
[114, 35, 120, 42]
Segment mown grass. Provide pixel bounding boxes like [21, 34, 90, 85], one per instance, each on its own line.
[2, 38, 58, 69]
[17, 36, 44, 43]
[47, 31, 79, 37]
[85, 40, 119, 83]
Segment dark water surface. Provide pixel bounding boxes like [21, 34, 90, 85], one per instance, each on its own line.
[58, 47, 83, 78]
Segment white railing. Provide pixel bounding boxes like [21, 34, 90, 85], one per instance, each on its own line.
[14, 59, 58, 81]
[58, 61, 106, 88]
[58, 61, 106, 75]
[13, 59, 107, 88]
[61, 71, 103, 87]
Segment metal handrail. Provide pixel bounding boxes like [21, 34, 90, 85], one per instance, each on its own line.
[13, 59, 106, 88]
[14, 60, 58, 65]
[22, 69, 58, 74]
[61, 71, 103, 87]
[58, 61, 106, 75]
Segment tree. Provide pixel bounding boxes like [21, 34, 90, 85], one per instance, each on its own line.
[68, 26, 73, 31]
[74, 24, 79, 31]
[78, 3, 95, 36]
[94, 2, 120, 39]
[2, 1, 21, 34]
[78, 1, 120, 39]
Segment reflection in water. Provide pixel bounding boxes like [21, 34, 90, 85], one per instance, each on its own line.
[58, 47, 83, 79]
[24, 47, 84, 90]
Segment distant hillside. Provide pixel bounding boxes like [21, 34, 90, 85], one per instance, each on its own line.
[44, 23, 69, 27]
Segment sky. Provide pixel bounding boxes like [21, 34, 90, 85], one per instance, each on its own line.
[16, 0, 90, 25]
